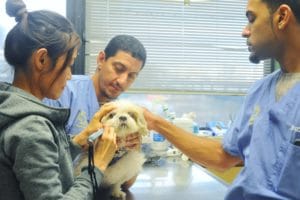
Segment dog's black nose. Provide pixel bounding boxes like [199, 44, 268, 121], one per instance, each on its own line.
[119, 116, 127, 121]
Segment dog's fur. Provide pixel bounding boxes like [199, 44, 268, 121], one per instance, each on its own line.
[75, 100, 148, 199]
[100, 100, 148, 199]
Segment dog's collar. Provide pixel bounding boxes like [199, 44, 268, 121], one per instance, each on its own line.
[109, 147, 128, 166]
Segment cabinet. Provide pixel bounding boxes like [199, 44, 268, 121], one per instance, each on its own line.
[206, 167, 242, 185]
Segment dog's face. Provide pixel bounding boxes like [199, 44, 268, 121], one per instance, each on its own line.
[101, 100, 148, 138]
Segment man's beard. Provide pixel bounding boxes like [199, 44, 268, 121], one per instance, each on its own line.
[249, 52, 260, 64]
[99, 90, 117, 106]
[104, 90, 118, 101]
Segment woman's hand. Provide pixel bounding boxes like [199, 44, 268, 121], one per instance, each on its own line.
[94, 126, 117, 171]
[72, 103, 116, 149]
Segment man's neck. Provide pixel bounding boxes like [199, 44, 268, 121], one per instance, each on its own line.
[91, 73, 102, 102]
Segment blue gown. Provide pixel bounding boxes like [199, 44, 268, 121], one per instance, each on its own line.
[44, 75, 99, 136]
[223, 70, 300, 199]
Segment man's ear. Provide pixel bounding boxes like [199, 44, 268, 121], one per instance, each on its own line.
[276, 4, 292, 30]
[33, 48, 51, 72]
[96, 51, 106, 69]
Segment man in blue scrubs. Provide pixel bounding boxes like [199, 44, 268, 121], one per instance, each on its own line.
[0, 25, 14, 83]
[140, 1, 300, 199]
[45, 35, 146, 136]
[44, 34, 147, 189]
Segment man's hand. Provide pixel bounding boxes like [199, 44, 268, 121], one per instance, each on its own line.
[117, 132, 142, 151]
[73, 103, 116, 150]
[125, 132, 142, 150]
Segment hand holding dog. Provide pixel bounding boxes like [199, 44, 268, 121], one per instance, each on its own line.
[124, 132, 142, 151]
[94, 126, 118, 172]
[72, 103, 116, 150]
[116, 132, 141, 150]
[142, 107, 160, 131]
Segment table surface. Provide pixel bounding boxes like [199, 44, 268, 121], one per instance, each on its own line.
[97, 156, 228, 200]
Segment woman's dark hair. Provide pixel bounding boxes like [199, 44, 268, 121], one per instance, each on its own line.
[262, 0, 300, 23]
[104, 35, 147, 69]
[4, 0, 81, 72]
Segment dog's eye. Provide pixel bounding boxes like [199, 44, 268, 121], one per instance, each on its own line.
[108, 112, 116, 119]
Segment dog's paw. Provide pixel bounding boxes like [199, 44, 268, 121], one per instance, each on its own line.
[111, 189, 126, 200]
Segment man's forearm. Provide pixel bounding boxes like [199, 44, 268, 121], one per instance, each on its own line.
[150, 115, 241, 171]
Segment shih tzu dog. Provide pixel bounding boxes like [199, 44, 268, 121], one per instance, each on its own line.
[99, 100, 149, 199]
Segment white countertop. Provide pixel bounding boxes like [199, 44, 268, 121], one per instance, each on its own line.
[97, 156, 228, 200]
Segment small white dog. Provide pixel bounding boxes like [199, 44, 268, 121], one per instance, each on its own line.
[99, 100, 148, 199]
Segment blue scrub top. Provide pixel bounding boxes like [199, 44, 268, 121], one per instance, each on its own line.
[43, 75, 99, 136]
[0, 63, 14, 83]
[223, 70, 300, 199]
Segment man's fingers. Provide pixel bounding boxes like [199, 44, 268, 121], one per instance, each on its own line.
[94, 104, 116, 120]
